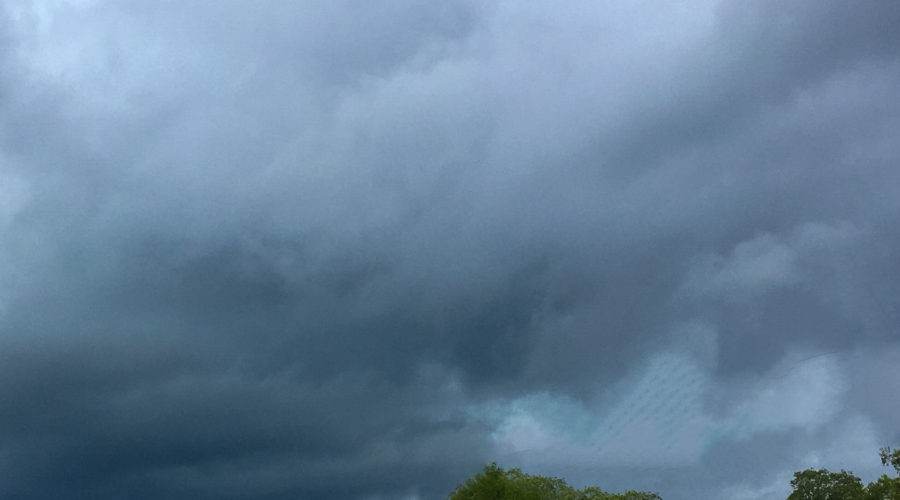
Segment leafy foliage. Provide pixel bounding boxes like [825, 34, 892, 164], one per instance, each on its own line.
[881, 447, 900, 476]
[787, 469, 865, 500]
[447, 463, 661, 500]
[786, 447, 900, 500]
[448, 446, 900, 500]
[865, 475, 900, 500]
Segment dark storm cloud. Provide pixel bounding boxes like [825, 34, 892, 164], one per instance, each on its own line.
[1, 1, 899, 499]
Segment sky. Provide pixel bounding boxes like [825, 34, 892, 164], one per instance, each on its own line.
[1, 1, 899, 499]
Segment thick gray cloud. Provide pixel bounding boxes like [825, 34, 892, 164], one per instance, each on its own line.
[1, 1, 899, 499]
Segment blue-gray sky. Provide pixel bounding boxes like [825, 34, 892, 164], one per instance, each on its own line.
[1, 1, 899, 499]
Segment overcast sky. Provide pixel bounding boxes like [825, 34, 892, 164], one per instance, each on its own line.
[1, 1, 899, 499]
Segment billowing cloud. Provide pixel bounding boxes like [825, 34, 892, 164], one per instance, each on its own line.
[1, 0, 899, 499]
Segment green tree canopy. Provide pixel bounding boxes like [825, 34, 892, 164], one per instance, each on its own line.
[787, 447, 900, 500]
[447, 446, 900, 500]
[447, 463, 661, 500]
[787, 469, 865, 500]
[865, 474, 900, 500]
[881, 447, 900, 475]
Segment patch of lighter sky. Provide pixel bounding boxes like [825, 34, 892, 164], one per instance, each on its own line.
[0, 167, 31, 317]
[724, 353, 849, 439]
[718, 471, 793, 500]
[487, 325, 855, 474]
[589, 351, 711, 466]
[682, 232, 800, 300]
[488, 348, 713, 468]
[802, 413, 886, 485]
[0, 167, 29, 231]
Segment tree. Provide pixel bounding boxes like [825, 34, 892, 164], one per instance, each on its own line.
[881, 447, 900, 476]
[580, 486, 664, 500]
[447, 463, 661, 500]
[787, 447, 900, 500]
[787, 469, 866, 500]
[865, 474, 900, 500]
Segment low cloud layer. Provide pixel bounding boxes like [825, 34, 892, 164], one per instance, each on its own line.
[1, 1, 899, 499]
